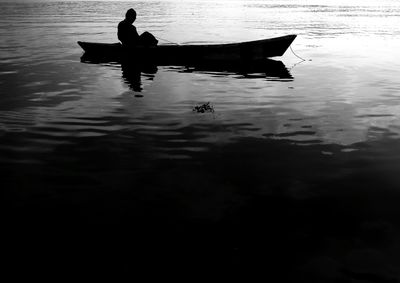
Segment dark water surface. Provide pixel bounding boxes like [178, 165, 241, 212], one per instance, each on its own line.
[2, 0, 400, 280]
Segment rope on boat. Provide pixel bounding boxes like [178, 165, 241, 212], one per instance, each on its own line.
[155, 36, 180, 45]
[289, 45, 307, 61]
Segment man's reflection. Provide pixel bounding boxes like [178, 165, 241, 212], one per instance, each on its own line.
[121, 61, 158, 92]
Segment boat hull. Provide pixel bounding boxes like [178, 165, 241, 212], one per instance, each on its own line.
[77, 35, 296, 63]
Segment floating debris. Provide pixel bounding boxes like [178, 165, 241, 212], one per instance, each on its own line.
[193, 102, 214, 113]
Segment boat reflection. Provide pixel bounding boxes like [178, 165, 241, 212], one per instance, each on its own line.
[173, 59, 293, 80]
[80, 54, 293, 92]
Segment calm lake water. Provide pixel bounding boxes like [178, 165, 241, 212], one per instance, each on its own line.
[2, 0, 400, 280]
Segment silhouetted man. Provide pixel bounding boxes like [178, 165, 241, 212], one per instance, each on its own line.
[118, 8, 140, 46]
[118, 8, 158, 47]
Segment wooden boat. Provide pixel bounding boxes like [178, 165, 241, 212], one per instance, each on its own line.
[77, 35, 296, 63]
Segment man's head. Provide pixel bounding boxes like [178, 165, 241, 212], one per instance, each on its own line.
[125, 8, 136, 24]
